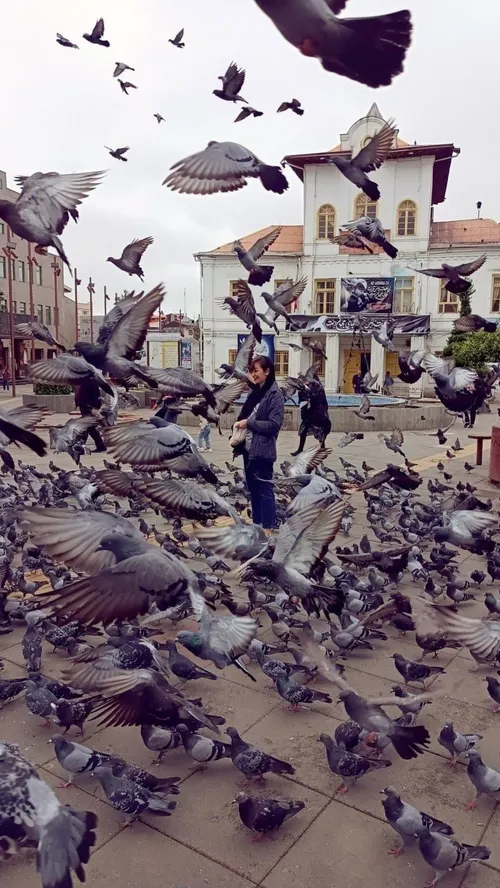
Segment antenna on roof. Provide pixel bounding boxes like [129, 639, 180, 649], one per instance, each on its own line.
[477, 201, 482, 219]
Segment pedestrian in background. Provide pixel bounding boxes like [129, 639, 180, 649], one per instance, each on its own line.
[197, 415, 212, 452]
[2, 366, 10, 391]
[382, 371, 394, 395]
[74, 379, 107, 452]
[232, 356, 284, 534]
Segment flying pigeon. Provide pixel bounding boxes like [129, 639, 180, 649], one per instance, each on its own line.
[340, 216, 398, 258]
[118, 79, 138, 95]
[107, 236, 153, 280]
[252, 0, 412, 88]
[105, 145, 129, 161]
[154, 113, 165, 123]
[169, 28, 185, 48]
[113, 61, 135, 77]
[413, 254, 486, 295]
[214, 62, 248, 102]
[164, 141, 289, 195]
[56, 33, 79, 49]
[232, 227, 282, 286]
[277, 98, 304, 115]
[83, 18, 110, 47]
[258, 277, 308, 330]
[326, 120, 396, 200]
[0, 170, 104, 272]
[234, 106, 264, 123]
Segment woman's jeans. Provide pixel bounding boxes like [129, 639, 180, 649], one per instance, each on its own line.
[243, 455, 276, 528]
[197, 425, 211, 449]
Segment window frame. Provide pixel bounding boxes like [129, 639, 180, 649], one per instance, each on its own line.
[438, 281, 459, 315]
[394, 276, 415, 313]
[274, 349, 289, 378]
[228, 348, 237, 366]
[314, 279, 336, 314]
[316, 204, 336, 240]
[228, 281, 240, 299]
[397, 199, 417, 237]
[354, 193, 378, 220]
[17, 259, 25, 282]
[491, 275, 500, 313]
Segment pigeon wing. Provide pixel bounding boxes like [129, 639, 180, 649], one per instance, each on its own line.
[272, 276, 308, 307]
[105, 284, 164, 359]
[16, 171, 105, 230]
[454, 254, 487, 276]
[284, 498, 345, 574]
[248, 226, 282, 260]
[91, 18, 105, 39]
[448, 367, 477, 392]
[415, 266, 447, 279]
[119, 237, 153, 266]
[214, 378, 249, 413]
[430, 605, 500, 662]
[234, 280, 258, 323]
[233, 333, 256, 375]
[164, 142, 261, 194]
[351, 120, 396, 171]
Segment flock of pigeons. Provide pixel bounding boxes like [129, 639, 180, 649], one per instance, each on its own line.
[1, 5, 500, 888]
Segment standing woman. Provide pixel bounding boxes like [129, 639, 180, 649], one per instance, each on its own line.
[232, 356, 284, 533]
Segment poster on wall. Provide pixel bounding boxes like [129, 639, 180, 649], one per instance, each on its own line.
[340, 277, 394, 313]
[179, 339, 192, 369]
[237, 333, 275, 363]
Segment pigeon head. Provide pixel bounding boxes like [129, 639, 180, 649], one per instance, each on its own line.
[226, 727, 241, 740]
[379, 786, 398, 796]
[232, 792, 248, 804]
[176, 723, 189, 735]
[97, 532, 146, 560]
[175, 630, 194, 646]
[106, 257, 118, 267]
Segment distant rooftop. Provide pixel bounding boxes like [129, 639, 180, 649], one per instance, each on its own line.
[197, 225, 303, 256]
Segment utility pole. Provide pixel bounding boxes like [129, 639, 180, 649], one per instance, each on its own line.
[87, 278, 95, 344]
[50, 258, 61, 344]
[27, 244, 36, 364]
[74, 269, 81, 342]
[104, 285, 109, 316]
[2, 233, 17, 397]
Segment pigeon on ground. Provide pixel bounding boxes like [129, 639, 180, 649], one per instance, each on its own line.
[318, 734, 391, 793]
[176, 723, 232, 768]
[50, 733, 112, 785]
[107, 758, 180, 794]
[465, 749, 500, 808]
[327, 120, 396, 201]
[83, 18, 110, 46]
[107, 237, 153, 280]
[50, 696, 101, 735]
[213, 62, 248, 102]
[277, 98, 304, 115]
[232, 227, 282, 286]
[275, 675, 332, 710]
[413, 254, 486, 295]
[417, 829, 490, 888]
[392, 653, 445, 687]
[380, 786, 454, 856]
[233, 793, 305, 839]
[176, 587, 257, 681]
[94, 765, 176, 825]
[164, 142, 289, 195]
[140, 724, 182, 763]
[338, 690, 430, 760]
[437, 722, 482, 766]
[252, 0, 412, 88]
[169, 28, 185, 48]
[164, 640, 217, 681]
[24, 679, 58, 725]
[0, 741, 97, 885]
[484, 675, 500, 710]
[105, 145, 129, 161]
[226, 726, 295, 780]
[56, 33, 79, 48]
[339, 216, 398, 257]
[0, 677, 28, 709]
[21, 625, 43, 672]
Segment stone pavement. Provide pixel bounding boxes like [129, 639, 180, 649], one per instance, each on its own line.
[1, 404, 500, 888]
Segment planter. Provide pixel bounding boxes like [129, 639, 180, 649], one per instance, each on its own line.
[23, 393, 75, 413]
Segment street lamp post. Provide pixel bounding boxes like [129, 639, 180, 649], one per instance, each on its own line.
[87, 278, 95, 344]
[27, 244, 36, 364]
[104, 285, 109, 317]
[2, 234, 17, 398]
[74, 269, 81, 343]
[51, 258, 61, 345]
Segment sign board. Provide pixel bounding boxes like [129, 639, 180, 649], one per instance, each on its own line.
[179, 339, 192, 369]
[237, 333, 275, 363]
[340, 277, 394, 313]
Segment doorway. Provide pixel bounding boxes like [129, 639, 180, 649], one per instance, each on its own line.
[342, 350, 370, 393]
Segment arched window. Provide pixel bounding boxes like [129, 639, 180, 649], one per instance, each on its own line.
[361, 136, 372, 148]
[316, 204, 335, 240]
[397, 200, 417, 236]
[354, 193, 378, 220]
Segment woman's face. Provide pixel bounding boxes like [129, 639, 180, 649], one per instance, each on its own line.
[251, 362, 269, 385]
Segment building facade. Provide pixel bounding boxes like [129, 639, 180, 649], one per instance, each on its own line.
[0, 169, 76, 372]
[77, 302, 104, 343]
[195, 105, 500, 395]
[146, 314, 201, 373]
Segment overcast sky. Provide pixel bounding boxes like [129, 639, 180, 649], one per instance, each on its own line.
[2, 0, 498, 316]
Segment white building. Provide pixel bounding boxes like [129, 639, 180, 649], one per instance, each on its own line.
[195, 104, 500, 395]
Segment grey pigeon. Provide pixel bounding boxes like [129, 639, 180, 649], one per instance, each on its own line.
[413, 254, 486, 295]
[30, 353, 114, 396]
[253, 1, 412, 88]
[226, 726, 295, 779]
[275, 674, 332, 710]
[433, 510, 497, 549]
[318, 734, 391, 793]
[169, 28, 185, 48]
[392, 653, 445, 688]
[107, 237, 153, 280]
[213, 62, 248, 102]
[339, 431, 364, 448]
[341, 216, 398, 258]
[484, 675, 500, 711]
[113, 61, 135, 77]
[105, 145, 129, 161]
[50, 733, 112, 786]
[380, 786, 454, 856]
[327, 120, 396, 200]
[391, 685, 429, 716]
[176, 723, 232, 768]
[338, 690, 430, 760]
[255, 649, 306, 683]
[49, 416, 102, 465]
[21, 625, 43, 672]
[0, 171, 104, 272]
[140, 724, 182, 763]
[418, 828, 490, 887]
[164, 640, 217, 681]
[25, 679, 57, 725]
[233, 792, 305, 837]
[15, 320, 66, 352]
[438, 722, 482, 766]
[56, 33, 79, 48]
[154, 113, 165, 123]
[0, 740, 97, 887]
[107, 758, 180, 794]
[94, 765, 177, 825]
[176, 587, 257, 682]
[277, 98, 304, 115]
[0, 677, 28, 709]
[373, 318, 397, 351]
[232, 227, 282, 286]
[465, 749, 500, 808]
[258, 277, 308, 331]
[164, 141, 289, 195]
[118, 79, 137, 94]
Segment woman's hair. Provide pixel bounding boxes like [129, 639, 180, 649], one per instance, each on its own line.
[250, 355, 275, 382]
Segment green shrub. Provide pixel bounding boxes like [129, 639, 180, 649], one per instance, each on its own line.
[447, 330, 500, 372]
[33, 383, 73, 395]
